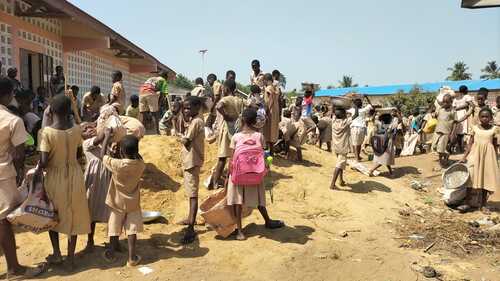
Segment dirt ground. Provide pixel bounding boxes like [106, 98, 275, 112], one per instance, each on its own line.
[2, 135, 499, 281]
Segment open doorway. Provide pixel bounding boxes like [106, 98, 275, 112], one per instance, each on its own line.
[19, 48, 53, 92]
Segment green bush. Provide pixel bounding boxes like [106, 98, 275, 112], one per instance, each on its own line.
[384, 86, 436, 115]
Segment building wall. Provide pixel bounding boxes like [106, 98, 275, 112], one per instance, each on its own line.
[0, 0, 153, 105]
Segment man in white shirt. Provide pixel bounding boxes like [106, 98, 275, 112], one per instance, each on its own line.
[348, 96, 373, 161]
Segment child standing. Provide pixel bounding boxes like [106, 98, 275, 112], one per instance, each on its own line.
[36, 95, 91, 271]
[459, 108, 499, 212]
[102, 135, 145, 266]
[330, 107, 357, 189]
[247, 85, 266, 130]
[263, 73, 280, 155]
[0, 77, 43, 279]
[432, 94, 471, 167]
[180, 97, 205, 244]
[110, 71, 125, 114]
[210, 80, 244, 189]
[82, 127, 113, 253]
[126, 95, 141, 121]
[316, 110, 333, 152]
[368, 113, 399, 177]
[228, 108, 284, 240]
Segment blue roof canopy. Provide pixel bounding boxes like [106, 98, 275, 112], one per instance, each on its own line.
[315, 79, 500, 97]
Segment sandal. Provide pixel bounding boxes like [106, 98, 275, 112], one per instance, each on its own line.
[265, 220, 285, 229]
[102, 249, 117, 263]
[45, 254, 63, 265]
[457, 204, 472, 213]
[181, 229, 197, 244]
[6, 264, 45, 280]
[127, 255, 142, 267]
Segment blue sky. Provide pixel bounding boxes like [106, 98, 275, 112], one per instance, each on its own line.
[69, 0, 499, 90]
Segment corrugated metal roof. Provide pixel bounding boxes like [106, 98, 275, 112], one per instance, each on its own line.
[315, 79, 500, 97]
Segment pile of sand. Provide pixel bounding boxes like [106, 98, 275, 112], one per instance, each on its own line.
[138, 135, 219, 220]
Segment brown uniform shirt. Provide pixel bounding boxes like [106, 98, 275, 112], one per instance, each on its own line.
[218, 96, 245, 121]
[104, 155, 145, 213]
[332, 118, 351, 155]
[111, 81, 126, 110]
[82, 92, 105, 113]
[0, 104, 28, 180]
[182, 115, 205, 170]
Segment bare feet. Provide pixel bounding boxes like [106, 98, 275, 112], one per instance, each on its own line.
[330, 184, 337, 190]
[339, 180, 346, 186]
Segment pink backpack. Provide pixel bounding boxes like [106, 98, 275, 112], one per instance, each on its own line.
[230, 132, 267, 186]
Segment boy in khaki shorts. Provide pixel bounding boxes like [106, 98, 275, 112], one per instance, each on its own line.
[180, 96, 205, 244]
[102, 134, 145, 267]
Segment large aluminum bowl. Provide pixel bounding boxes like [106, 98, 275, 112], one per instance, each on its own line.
[142, 211, 162, 223]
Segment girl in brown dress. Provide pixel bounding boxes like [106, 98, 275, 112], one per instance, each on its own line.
[460, 108, 499, 212]
[263, 73, 280, 155]
[36, 95, 91, 271]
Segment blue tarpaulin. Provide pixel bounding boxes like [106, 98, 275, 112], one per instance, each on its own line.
[315, 79, 500, 97]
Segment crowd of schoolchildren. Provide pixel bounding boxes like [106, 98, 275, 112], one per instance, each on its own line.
[0, 57, 499, 278]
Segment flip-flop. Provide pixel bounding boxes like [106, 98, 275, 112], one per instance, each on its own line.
[7, 264, 45, 280]
[45, 254, 63, 265]
[265, 220, 285, 229]
[127, 255, 142, 267]
[181, 230, 197, 244]
[102, 249, 117, 263]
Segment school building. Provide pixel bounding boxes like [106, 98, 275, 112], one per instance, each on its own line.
[0, 0, 175, 101]
[315, 79, 500, 105]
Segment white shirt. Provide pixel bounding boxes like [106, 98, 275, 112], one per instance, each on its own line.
[348, 105, 372, 128]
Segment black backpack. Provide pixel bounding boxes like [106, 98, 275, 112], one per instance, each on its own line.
[371, 128, 390, 156]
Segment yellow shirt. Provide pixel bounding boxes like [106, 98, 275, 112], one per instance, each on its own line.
[126, 105, 140, 119]
[111, 81, 126, 110]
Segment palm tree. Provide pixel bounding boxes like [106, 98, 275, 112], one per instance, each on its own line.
[480, 61, 500, 80]
[446, 61, 472, 81]
[338, 75, 358, 88]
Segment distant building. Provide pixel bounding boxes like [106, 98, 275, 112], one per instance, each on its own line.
[315, 79, 500, 105]
[0, 0, 175, 104]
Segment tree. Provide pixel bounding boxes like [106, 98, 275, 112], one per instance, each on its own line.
[171, 73, 194, 90]
[385, 86, 436, 116]
[480, 61, 500, 80]
[338, 75, 358, 88]
[278, 73, 287, 89]
[446, 61, 472, 81]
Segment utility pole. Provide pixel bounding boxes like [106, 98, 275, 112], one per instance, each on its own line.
[199, 49, 208, 78]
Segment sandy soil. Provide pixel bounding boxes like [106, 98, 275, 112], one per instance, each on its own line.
[1, 135, 498, 281]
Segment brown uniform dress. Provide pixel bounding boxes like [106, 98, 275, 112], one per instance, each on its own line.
[468, 125, 499, 193]
[317, 116, 333, 143]
[263, 85, 280, 143]
[103, 155, 145, 236]
[0, 105, 27, 220]
[216, 96, 245, 158]
[432, 108, 457, 154]
[182, 115, 205, 198]
[332, 118, 351, 170]
[39, 125, 91, 235]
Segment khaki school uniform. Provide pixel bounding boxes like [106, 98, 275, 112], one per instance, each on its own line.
[332, 118, 351, 170]
[104, 155, 145, 236]
[432, 108, 457, 154]
[82, 92, 105, 121]
[182, 115, 205, 198]
[250, 71, 265, 92]
[216, 96, 244, 158]
[263, 85, 280, 143]
[111, 81, 126, 114]
[39, 126, 91, 235]
[0, 105, 28, 220]
[191, 85, 205, 97]
[317, 116, 333, 143]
